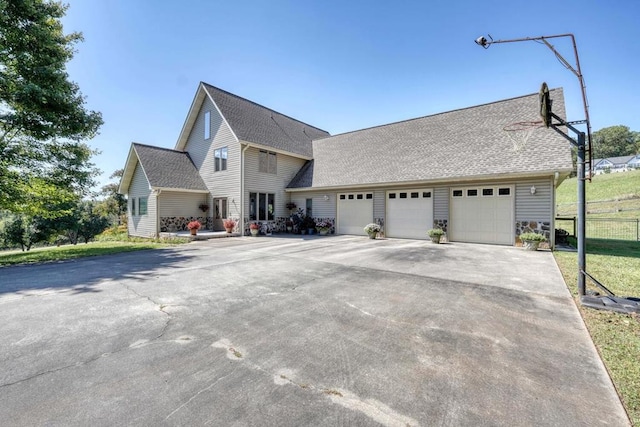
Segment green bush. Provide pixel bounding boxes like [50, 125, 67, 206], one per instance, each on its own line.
[519, 232, 546, 242]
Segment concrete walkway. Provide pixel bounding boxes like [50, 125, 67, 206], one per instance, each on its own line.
[0, 236, 629, 426]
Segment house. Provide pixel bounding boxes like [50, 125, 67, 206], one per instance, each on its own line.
[119, 82, 573, 247]
[590, 154, 640, 175]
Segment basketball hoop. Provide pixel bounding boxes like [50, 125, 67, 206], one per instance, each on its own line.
[503, 121, 544, 152]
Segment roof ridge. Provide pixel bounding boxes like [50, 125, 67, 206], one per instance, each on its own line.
[201, 82, 330, 134]
[133, 142, 184, 153]
[322, 88, 562, 140]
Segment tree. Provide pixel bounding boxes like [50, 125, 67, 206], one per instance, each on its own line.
[591, 125, 640, 159]
[0, 0, 103, 215]
[77, 200, 109, 243]
[95, 169, 127, 225]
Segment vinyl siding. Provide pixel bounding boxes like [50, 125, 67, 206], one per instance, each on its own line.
[128, 162, 156, 237]
[373, 190, 385, 221]
[244, 147, 307, 218]
[158, 191, 207, 217]
[434, 187, 449, 220]
[290, 192, 337, 218]
[183, 95, 240, 218]
[515, 179, 553, 221]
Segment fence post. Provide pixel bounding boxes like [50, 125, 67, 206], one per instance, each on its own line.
[637, 219, 639, 241]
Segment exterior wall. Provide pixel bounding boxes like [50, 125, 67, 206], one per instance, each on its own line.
[158, 191, 209, 232]
[127, 163, 156, 237]
[183, 95, 241, 219]
[515, 178, 554, 243]
[433, 187, 449, 232]
[244, 147, 307, 229]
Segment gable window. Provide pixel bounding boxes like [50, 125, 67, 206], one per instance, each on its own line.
[204, 111, 211, 139]
[249, 192, 274, 221]
[259, 150, 277, 174]
[130, 198, 136, 216]
[215, 147, 228, 172]
[139, 197, 148, 215]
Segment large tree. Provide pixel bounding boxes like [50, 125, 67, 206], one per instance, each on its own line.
[0, 0, 103, 216]
[591, 125, 640, 159]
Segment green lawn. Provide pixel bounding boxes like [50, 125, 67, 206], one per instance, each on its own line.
[554, 239, 640, 425]
[0, 240, 181, 266]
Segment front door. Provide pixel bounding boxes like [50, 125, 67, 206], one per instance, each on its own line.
[213, 198, 228, 231]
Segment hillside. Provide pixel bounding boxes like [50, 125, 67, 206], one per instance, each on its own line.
[556, 170, 640, 218]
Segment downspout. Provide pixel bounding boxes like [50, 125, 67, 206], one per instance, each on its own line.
[155, 189, 162, 238]
[240, 144, 250, 235]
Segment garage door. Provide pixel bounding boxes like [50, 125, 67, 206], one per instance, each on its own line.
[386, 189, 433, 239]
[450, 186, 514, 245]
[337, 192, 373, 235]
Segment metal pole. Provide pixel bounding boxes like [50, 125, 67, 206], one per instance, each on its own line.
[577, 132, 586, 296]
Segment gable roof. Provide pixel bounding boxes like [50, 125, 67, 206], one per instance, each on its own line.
[118, 143, 208, 194]
[289, 88, 573, 189]
[175, 82, 330, 158]
[592, 155, 636, 167]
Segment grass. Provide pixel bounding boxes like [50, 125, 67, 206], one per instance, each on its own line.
[557, 170, 640, 218]
[554, 238, 640, 425]
[0, 229, 189, 266]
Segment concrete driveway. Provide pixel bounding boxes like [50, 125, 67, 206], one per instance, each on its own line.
[0, 236, 629, 426]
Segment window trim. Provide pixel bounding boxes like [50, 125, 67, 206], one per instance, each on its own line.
[204, 111, 211, 140]
[249, 192, 275, 221]
[214, 146, 228, 172]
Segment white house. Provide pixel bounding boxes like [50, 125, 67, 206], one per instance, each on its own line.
[119, 82, 573, 247]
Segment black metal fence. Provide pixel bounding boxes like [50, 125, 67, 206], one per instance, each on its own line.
[555, 217, 640, 241]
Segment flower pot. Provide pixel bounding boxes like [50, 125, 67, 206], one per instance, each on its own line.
[368, 232, 377, 239]
[430, 235, 442, 244]
[225, 227, 234, 233]
[286, 226, 292, 232]
[523, 240, 540, 251]
[250, 229, 259, 237]
[318, 229, 328, 236]
[190, 229, 197, 236]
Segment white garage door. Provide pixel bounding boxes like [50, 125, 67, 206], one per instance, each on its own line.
[386, 189, 433, 239]
[337, 192, 373, 235]
[450, 186, 514, 245]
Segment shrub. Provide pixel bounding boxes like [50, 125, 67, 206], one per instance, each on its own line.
[223, 218, 236, 228]
[427, 228, 445, 237]
[364, 223, 381, 233]
[520, 232, 546, 242]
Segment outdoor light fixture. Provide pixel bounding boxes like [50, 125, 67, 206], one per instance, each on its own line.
[530, 185, 536, 195]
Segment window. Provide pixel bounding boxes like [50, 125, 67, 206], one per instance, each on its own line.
[467, 189, 478, 197]
[399, 193, 407, 199]
[366, 194, 373, 199]
[139, 197, 148, 215]
[498, 188, 511, 196]
[389, 193, 396, 199]
[348, 194, 354, 200]
[259, 150, 277, 174]
[340, 194, 346, 200]
[411, 192, 419, 198]
[357, 194, 363, 200]
[423, 192, 431, 198]
[130, 198, 136, 216]
[453, 190, 463, 197]
[249, 192, 274, 221]
[482, 188, 494, 196]
[214, 198, 227, 219]
[306, 198, 313, 217]
[215, 147, 228, 172]
[204, 111, 211, 139]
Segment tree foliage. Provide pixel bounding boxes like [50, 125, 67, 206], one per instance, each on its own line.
[591, 125, 640, 159]
[95, 169, 127, 225]
[0, 0, 103, 215]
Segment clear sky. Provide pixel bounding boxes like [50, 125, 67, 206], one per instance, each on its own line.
[60, 0, 640, 189]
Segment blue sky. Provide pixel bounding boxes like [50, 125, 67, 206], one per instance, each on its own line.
[61, 0, 640, 189]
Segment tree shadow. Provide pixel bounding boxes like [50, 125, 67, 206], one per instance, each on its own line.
[580, 238, 640, 259]
[0, 248, 195, 295]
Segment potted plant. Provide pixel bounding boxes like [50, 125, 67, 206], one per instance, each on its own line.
[187, 220, 201, 236]
[364, 223, 381, 239]
[249, 222, 260, 236]
[427, 228, 445, 244]
[285, 202, 297, 211]
[520, 232, 546, 251]
[285, 220, 293, 232]
[223, 218, 236, 233]
[198, 203, 209, 213]
[315, 220, 331, 236]
[303, 216, 316, 235]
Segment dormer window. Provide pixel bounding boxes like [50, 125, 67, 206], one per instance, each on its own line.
[204, 111, 211, 139]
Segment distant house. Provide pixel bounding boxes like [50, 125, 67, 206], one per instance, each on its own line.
[119, 82, 573, 247]
[590, 154, 640, 175]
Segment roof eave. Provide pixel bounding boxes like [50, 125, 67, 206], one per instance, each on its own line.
[118, 145, 139, 195]
[240, 141, 313, 160]
[152, 186, 209, 194]
[285, 168, 573, 192]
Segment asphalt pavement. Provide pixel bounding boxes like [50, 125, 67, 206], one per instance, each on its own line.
[0, 236, 630, 426]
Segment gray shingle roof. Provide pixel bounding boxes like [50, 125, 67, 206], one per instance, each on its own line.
[133, 143, 208, 191]
[294, 89, 573, 189]
[593, 155, 635, 165]
[288, 160, 314, 189]
[203, 83, 330, 158]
